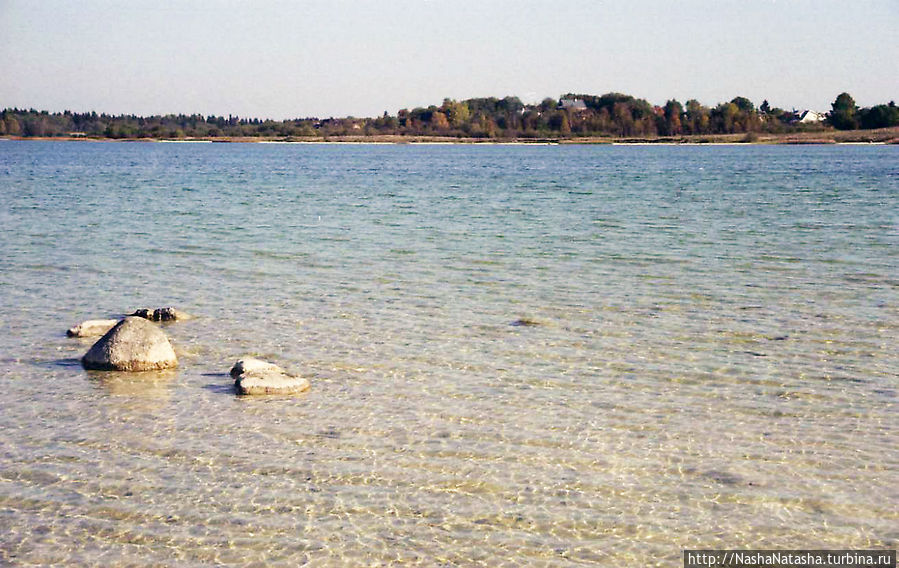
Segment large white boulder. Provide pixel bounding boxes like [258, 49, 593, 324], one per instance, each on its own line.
[82, 317, 178, 371]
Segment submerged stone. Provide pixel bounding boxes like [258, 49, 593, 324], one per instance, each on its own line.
[67, 319, 119, 338]
[230, 357, 310, 395]
[82, 316, 178, 371]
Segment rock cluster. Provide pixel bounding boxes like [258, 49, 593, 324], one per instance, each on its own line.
[231, 358, 311, 395]
[81, 317, 178, 371]
[70, 307, 312, 396]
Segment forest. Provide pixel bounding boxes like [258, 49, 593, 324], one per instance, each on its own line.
[1, 92, 896, 140]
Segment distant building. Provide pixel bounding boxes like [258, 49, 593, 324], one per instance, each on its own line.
[558, 98, 588, 112]
[795, 110, 824, 123]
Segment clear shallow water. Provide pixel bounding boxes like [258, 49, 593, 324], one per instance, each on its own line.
[0, 140, 896, 566]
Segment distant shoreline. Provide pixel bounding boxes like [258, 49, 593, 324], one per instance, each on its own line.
[3, 127, 898, 146]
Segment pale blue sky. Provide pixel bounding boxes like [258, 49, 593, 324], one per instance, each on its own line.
[2, 0, 897, 119]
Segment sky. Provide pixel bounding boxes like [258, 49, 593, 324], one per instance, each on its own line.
[1, 0, 897, 119]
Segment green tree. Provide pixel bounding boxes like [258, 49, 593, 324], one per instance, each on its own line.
[712, 102, 740, 133]
[684, 99, 709, 134]
[730, 96, 755, 113]
[539, 98, 557, 112]
[859, 102, 899, 129]
[663, 99, 684, 135]
[829, 92, 858, 130]
[441, 99, 470, 127]
[612, 102, 634, 136]
[23, 116, 47, 136]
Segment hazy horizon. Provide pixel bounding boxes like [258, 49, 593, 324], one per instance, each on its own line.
[2, 0, 897, 120]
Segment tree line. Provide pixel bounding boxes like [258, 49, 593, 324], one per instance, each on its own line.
[1, 92, 896, 140]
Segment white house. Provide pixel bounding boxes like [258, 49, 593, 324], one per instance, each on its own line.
[796, 110, 824, 123]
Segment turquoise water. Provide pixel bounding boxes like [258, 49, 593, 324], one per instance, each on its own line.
[1, 140, 897, 565]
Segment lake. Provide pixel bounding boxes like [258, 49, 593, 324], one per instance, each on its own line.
[1, 140, 896, 565]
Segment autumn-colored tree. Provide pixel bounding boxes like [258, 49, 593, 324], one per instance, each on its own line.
[431, 111, 449, 130]
[441, 99, 470, 127]
[711, 102, 739, 133]
[663, 99, 683, 135]
[397, 109, 410, 129]
[683, 100, 709, 134]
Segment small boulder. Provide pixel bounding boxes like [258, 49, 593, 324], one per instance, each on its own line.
[67, 319, 119, 338]
[130, 307, 194, 322]
[82, 317, 178, 371]
[230, 357, 310, 395]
